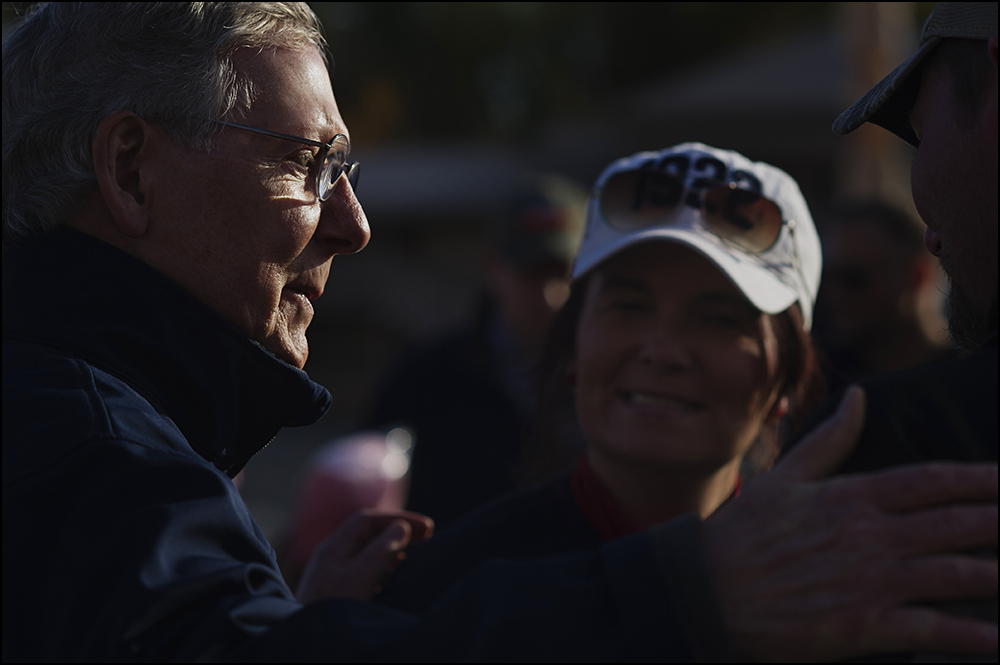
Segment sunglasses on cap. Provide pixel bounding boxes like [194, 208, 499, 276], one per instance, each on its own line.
[598, 168, 793, 253]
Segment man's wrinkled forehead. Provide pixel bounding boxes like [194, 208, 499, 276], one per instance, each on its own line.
[230, 47, 341, 137]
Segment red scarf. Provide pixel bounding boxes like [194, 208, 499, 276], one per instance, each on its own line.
[571, 457, 742, 542]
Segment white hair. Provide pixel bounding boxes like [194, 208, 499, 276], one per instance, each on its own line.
[2, 2, 327, 248]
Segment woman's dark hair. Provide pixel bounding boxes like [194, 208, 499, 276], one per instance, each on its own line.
[744, 300, 826, 476]
[520, 270, 826, 483]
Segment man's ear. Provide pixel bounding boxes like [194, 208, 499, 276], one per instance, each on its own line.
[92, 112, 152, 238]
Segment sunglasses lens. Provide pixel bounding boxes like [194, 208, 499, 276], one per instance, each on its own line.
[702, 186, 783, 252]
[600, 170, 684, 230]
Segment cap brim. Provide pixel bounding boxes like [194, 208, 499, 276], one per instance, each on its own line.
[832, 37, 940, 148]
[571, 228, 799, 316]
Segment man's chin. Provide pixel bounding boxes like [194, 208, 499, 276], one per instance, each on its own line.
[944, 280, 989, 353]
[262, 335, 309, 370]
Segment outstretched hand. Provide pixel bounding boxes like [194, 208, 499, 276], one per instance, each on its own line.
[295, 509, 434, 604]
[704, 386, 998, 661]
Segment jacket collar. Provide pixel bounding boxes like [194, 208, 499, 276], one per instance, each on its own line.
[2, 228, 332, 476]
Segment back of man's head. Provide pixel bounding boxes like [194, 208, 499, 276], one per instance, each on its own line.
[2, 2, 325, 249]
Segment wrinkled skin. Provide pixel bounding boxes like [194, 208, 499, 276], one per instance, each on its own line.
[704, 388, 998, 660]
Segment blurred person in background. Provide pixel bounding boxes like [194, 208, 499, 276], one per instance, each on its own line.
[365, 174, 587, 528]
[815, 200, 955, 392]
[4, 2, 996, 662]
[375, 142, 829, 614]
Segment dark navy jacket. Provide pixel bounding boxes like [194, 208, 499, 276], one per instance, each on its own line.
[376, 473, 601, 616]
[3, 229, 733, 662]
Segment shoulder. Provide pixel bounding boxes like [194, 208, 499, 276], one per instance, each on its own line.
[835, 346, 997, 472]
[4, 338, 193, 486]
[376, 475, 601, 614]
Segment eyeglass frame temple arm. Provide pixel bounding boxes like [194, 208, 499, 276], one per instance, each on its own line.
[214, 120, 342, 151]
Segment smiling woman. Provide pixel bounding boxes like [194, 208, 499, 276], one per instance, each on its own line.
[375, 143, 826, 614]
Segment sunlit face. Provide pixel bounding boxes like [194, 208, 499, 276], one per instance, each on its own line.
[573, 242, 780, 473]
[141, 47, 370, 368]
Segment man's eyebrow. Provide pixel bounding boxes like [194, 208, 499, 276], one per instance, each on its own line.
[320, 113, 349, 144]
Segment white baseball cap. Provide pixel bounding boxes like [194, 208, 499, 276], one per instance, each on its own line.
[572, 142, 822, 329]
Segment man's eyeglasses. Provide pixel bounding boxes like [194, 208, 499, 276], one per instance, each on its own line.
[599, 168, 789, 253]
[214, 120, 359, 201]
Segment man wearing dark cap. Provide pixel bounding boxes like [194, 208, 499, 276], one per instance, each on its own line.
[777, 5, 997, 654]
[366, 174, 586, 528]
[826, 2, 997, 473]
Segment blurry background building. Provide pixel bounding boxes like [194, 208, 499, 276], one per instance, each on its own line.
[2, 1, 944, 542]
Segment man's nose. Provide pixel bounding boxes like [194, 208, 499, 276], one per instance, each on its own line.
[316, 176, 371, 255]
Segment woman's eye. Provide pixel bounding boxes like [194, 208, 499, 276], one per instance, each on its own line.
[702, 310, 756, 332]
[607, 299, 646, 313]
[706, 314, 740, 327]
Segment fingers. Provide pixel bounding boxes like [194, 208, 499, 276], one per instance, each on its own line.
[886, 503, 998, 556]
[354, 518, 413, 585]
[311, 510, 387, 562]
[312, 509, 433, 564]
[326, 518, 415, 601]
[863, 462, 999, 513]
[356, 509, 435, 544]
[295, 516, 415, 603]
[888, 555, 998, 604]
[776, 385, 866, 482]
[878, 606, 999, 656]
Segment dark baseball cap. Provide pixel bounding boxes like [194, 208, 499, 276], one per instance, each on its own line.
[832, 2, 997, 147]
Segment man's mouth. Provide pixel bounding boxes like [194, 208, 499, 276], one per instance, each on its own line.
[284, 282, 322, 302]
[282, 284, 322, 315]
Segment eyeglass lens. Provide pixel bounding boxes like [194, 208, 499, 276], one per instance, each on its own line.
[317, 136, 359, 201]
[600, 169, 783, 253]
